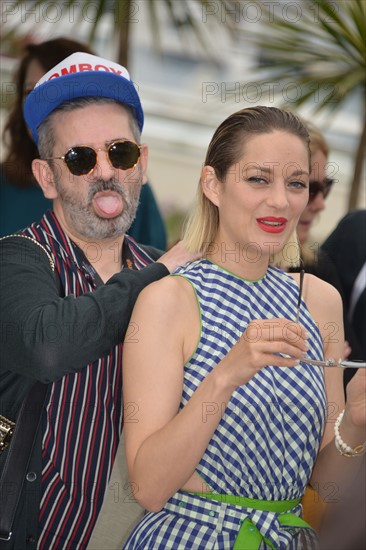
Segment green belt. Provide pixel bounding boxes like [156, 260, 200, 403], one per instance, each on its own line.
[188, 492, 311, 550]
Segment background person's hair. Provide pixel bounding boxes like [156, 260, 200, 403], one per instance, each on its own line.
[305, 121, 329, 158]
[299, 119, 330, 266]
[2, 37, 93, 187]
[183, 106, 310, 268]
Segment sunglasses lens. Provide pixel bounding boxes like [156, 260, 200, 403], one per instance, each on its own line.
[308, 179, 334, 202]
[109, 141, 140, 170]
[65, 147, 97, 176]
[323, 178, 334, 198]
[309, 182, 321, 200]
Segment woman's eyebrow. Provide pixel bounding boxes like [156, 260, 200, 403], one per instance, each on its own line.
[288, 169, 309, 177]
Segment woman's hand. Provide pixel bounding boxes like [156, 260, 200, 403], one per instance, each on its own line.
[219, 317, 309, 390]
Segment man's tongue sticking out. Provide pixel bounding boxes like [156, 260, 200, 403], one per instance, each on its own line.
[93, 191, 123, 218]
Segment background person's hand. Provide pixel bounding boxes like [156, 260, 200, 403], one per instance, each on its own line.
[345, 368, 366, 430]
[343, 340, 352, 360]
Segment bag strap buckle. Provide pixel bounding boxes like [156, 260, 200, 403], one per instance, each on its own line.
[0, 415, 15, 455]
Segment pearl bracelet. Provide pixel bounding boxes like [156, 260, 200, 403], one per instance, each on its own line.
[334, 410, 366, 458]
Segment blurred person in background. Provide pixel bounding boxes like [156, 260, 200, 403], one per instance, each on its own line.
[322, 209, 366, 397]
[319, 209, 366, 550]
[289, 121, 362, 532]
[322, 209, 366, 362]
[291, 121, 362, 361]
[292, 122, 342, 289]
[0, 37, 167, 249]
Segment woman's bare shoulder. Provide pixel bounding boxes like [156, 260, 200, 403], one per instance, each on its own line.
[289, 272, 341, 303]
[289, 272, 343, 328]
[132, 273, 198, 323]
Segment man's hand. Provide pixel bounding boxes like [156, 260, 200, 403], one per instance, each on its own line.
[158, 241, 201, 273]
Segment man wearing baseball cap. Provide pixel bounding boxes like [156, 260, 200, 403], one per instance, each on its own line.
[0, 52, 197, 549]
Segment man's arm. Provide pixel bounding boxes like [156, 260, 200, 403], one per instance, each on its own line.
[0, 236, 169, 383]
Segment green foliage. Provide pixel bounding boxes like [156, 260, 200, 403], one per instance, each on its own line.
[3, 0, 238, 66]
[251, 0, 365, 112]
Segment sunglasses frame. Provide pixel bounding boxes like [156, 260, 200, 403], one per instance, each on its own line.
[308, 177, 334, 203]
[45, 139, 142, 176]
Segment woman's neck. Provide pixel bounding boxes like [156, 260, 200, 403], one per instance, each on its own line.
[206, 240, 270, 281]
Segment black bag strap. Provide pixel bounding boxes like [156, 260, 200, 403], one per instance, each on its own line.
[0, 382, 49, 541]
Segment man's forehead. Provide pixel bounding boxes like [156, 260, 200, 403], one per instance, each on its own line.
[51, 107, 134, 149]
[53, 100, 131, 117]
[51, 101, 132, 132]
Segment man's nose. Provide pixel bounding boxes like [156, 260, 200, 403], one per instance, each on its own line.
[93, 149, 116, 180]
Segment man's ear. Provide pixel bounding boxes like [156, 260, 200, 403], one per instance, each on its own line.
[32, 159, 58, 199]
[201, 165, 221, 207]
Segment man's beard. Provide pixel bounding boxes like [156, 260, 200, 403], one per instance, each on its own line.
[55, 172, 142, 240]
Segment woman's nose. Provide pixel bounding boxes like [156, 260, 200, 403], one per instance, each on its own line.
[267, 184, 290, 209]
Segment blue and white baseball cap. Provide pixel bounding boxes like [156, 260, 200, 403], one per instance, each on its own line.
[24, 52, 144, 144]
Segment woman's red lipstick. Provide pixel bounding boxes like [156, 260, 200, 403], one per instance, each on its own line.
[256, 217, 288, 233]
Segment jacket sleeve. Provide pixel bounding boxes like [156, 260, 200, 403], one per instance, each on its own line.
[0, 236, 168, 383]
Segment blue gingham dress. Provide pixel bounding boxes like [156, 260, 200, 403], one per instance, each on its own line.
[124, 261, 327, 549]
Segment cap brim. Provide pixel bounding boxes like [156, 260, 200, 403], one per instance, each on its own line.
[24, 72, 144, 144]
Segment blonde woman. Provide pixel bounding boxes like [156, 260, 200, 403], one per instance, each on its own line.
[122, 107, 365, 549]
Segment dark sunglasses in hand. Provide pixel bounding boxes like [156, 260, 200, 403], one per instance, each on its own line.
[308, 177, 334, 203]
[45, 140, 142, 176]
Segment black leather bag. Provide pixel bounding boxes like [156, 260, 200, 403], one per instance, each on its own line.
[0, 383, 49, 542]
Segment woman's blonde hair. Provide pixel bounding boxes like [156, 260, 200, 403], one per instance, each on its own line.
[183, 106, 310, 268]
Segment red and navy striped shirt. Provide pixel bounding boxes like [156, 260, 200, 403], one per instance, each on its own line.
[22, 210, 154, 549]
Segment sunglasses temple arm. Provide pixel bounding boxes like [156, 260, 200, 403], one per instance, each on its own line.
[300, 358, 366, 368]
[295, 269, 305, 323]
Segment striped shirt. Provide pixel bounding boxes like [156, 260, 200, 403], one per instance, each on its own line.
[22, 210, 154, 549]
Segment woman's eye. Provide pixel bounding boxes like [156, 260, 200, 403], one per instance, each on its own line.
[248, 176, 267, 184]
[289, 181, 307, 189]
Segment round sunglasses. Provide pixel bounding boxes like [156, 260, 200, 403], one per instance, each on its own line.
[45, 140, 142, 176]
[308, 177, 334, 203]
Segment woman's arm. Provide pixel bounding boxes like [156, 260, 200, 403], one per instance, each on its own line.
[123, 275, 310, 511]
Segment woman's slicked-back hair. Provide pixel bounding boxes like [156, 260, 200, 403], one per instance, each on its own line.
[183, 106, 310, 268]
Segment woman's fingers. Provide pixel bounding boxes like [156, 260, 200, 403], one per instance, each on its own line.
[243, 318, 309, 351]
[240, 318, 310, 368]
[223, 318, 311, 387]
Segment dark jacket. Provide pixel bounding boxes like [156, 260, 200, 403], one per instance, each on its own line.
[0, 228, 168, 549]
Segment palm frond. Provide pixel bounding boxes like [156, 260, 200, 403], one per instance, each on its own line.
[249, 0, 365, 209]
[249, 0, 366, 110]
